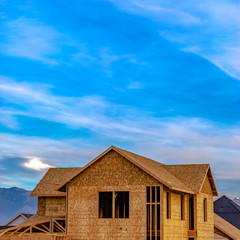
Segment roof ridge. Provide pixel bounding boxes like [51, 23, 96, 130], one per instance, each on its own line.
[56, 146, 194, 193]
[112, 146, 165, 165]
[113, 147, 193, 193]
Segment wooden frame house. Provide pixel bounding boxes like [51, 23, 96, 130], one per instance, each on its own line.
[0, 146, 218, 240]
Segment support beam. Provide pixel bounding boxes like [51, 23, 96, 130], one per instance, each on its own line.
[53, 219, 65, 232]
[32, 225, 49, 233]
[0, 227, 13, 237]
[19, 226, 31, 236]
[41, 224, 50, 232]
[54, 223, 65, 233]
[9, 227, 22, 236]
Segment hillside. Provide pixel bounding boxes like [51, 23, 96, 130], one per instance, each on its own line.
[0, 187, 37, 225]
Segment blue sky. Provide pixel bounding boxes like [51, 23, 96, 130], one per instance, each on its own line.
[0, 0, 239, 197]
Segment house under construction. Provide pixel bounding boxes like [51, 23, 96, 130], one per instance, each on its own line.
[0, 146, 219, 240]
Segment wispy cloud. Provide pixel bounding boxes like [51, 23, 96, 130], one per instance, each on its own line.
[108, 0, 201, 25]
[108, 0, 240, 80]
[0, 17, 61, 65]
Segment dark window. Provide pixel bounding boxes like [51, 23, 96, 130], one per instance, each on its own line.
[147, 187, 150, 203]
[152, 187, 156, 203]
[189, 195, 194, 230]
[115, 191, 129, 218]
[181, 194, 185, 220]
[204, 198, 207, 222]
[167, 192, 171, 219]
[99, 192, 113, 218]
[157, 186, 160, 203]
[147, 204, 150, 240]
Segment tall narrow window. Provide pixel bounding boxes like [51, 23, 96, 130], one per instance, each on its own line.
[166, 191, 171, 219]
[181, 194, 185, 220]
[146, 186, 161, 240]
[99, 192, 113, 218]
[203, 198, 207, 222]
[115, 191, 129, 218]
[189, 195, 194, 230]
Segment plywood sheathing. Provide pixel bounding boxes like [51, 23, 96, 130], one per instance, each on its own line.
[66, 150, 161, 240]
[38, 197, 66, 217]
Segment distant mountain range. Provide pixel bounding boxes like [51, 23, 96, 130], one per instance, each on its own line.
[0, 187, 37, 225]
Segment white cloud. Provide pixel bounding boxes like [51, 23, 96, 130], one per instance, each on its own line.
[23, 158, 53, 171]
[0, 17, 61, 65]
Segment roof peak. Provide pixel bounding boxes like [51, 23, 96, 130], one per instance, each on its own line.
[31, 146, 217, 197]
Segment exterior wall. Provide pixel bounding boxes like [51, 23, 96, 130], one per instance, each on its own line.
[67, 150, 161, 240]
[38, 197, 66, 217]
[163, 188, 188, 240]
[196, 176, 214, 240]
[6, 216, 26, 226]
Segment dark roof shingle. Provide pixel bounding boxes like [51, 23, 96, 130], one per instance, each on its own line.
[31, 167, 82, 197]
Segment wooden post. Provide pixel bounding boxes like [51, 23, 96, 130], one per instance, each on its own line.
[150, 186, 152, 240]
[160, 185, 163, 240]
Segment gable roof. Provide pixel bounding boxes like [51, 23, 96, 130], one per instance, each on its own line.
[214, 195, 240, 229]
[31, 167, 82, 197]
[215, 195, 240, 212]
[56, 146, 216, 195]
[214, 213, 240, 240]
[165, 164, 218, 196]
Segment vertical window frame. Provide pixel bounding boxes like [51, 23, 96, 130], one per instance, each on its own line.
[189, 194, 195, 230]
[166, 191, 171, 219]
[203, 197, 207, 222]
[181, 194, 185, 220]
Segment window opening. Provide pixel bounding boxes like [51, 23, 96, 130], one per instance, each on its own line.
[189, 195, 194, 230]
[181, 194, 185, 220]
[166, 191, 171, 219]
[115, 191, 129, 218]
[203, 198, 207, 222]
[99, 192, 113, 218]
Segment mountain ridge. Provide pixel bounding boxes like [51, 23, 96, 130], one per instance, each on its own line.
[0, 187, 37, 225]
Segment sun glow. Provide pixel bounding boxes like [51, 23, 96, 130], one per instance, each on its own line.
[23, 158, 53, 171]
